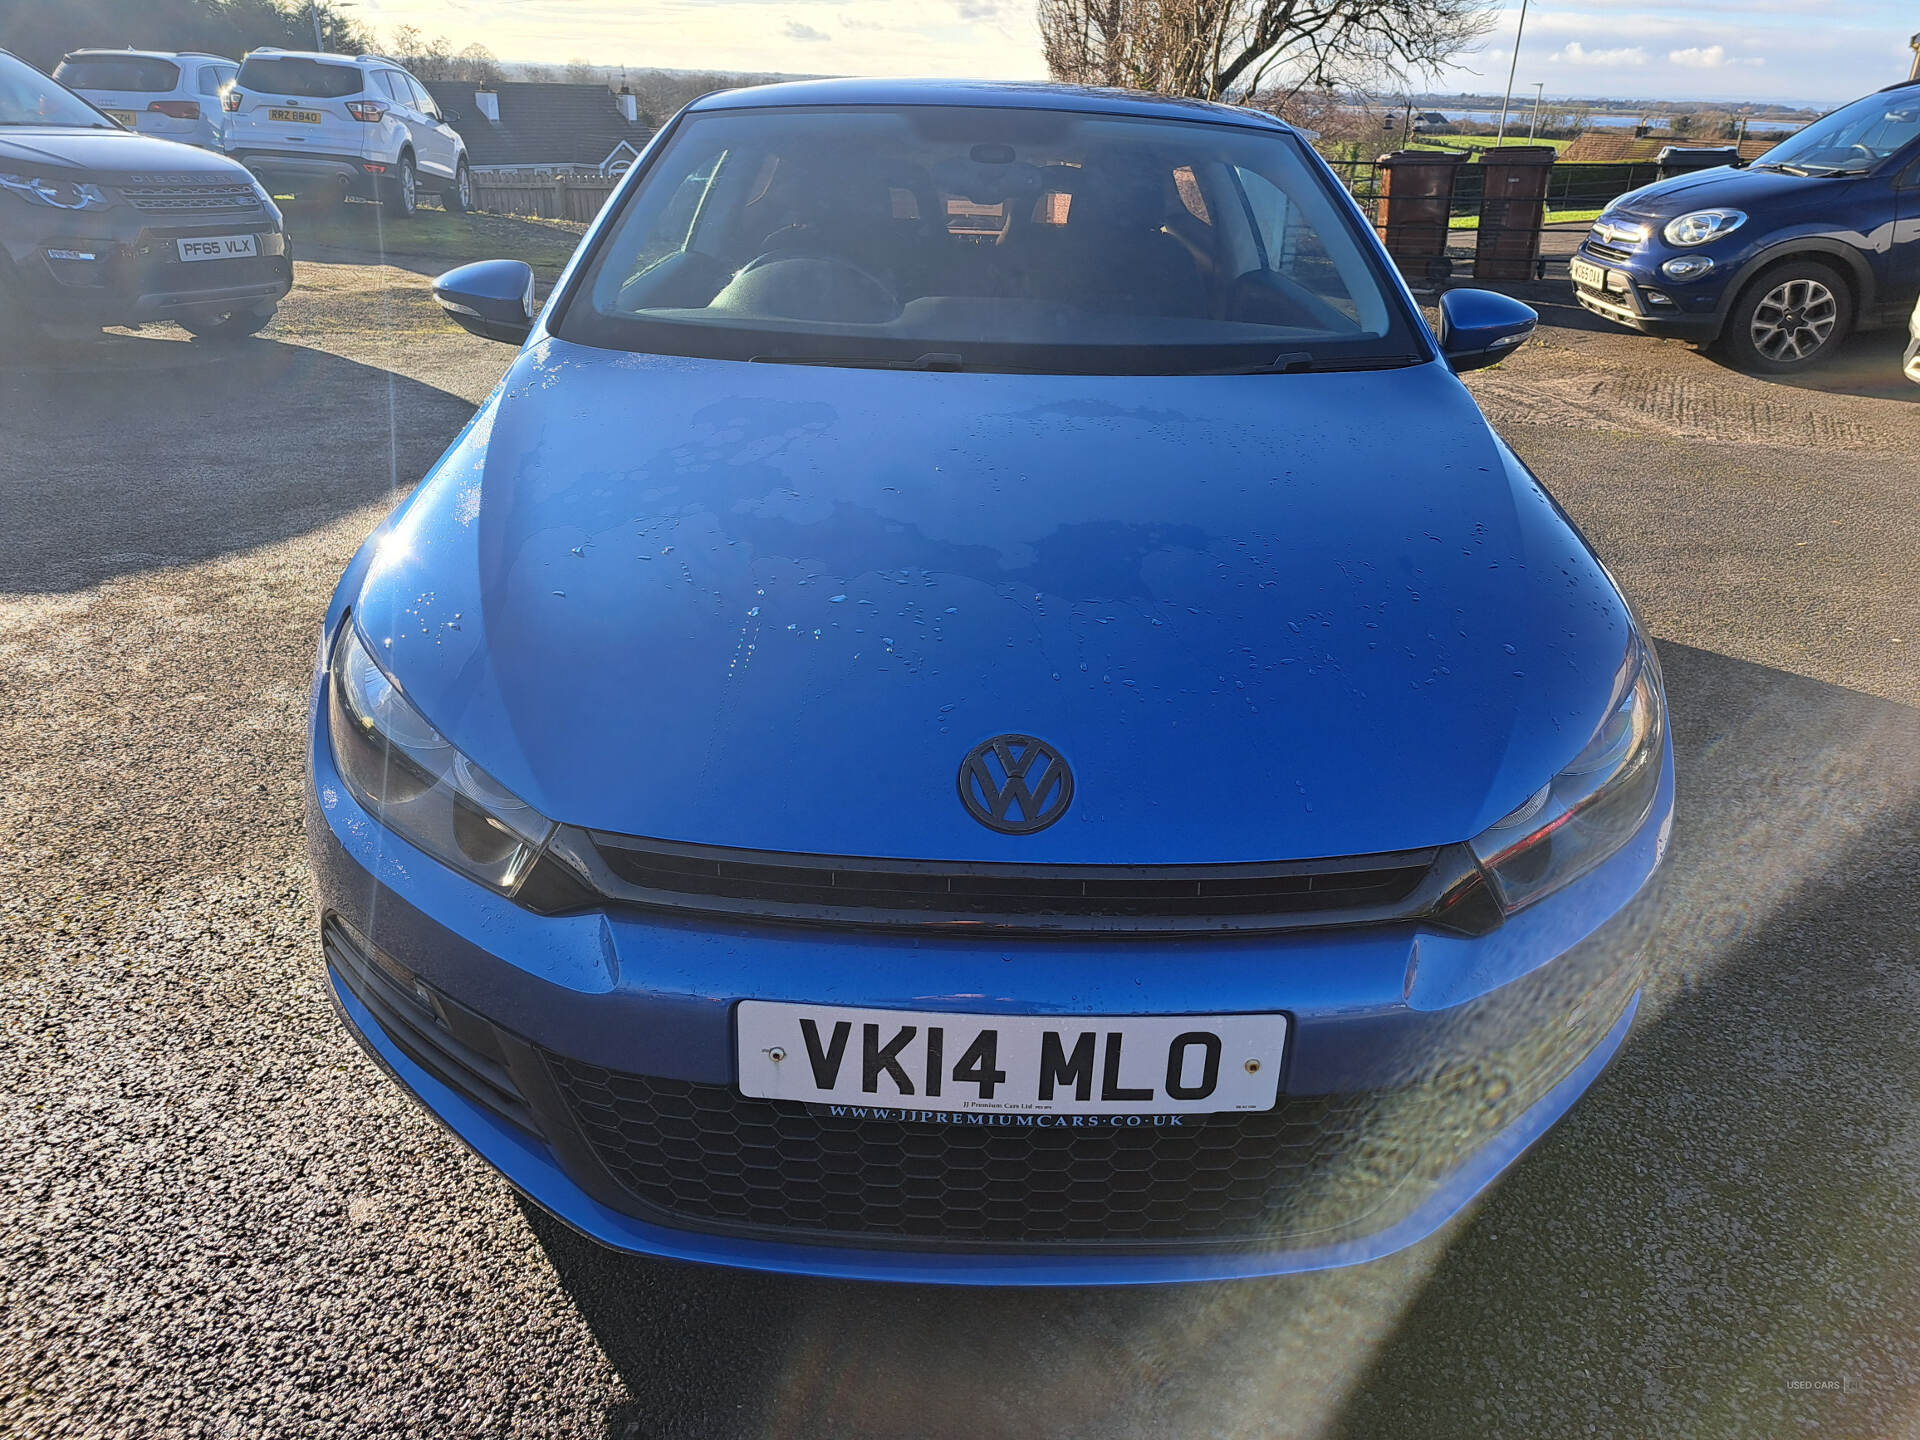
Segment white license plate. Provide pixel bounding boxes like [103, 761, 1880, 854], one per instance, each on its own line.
[1570, 258, 1606, 290]
[269, 107, 323, 124]
[737, 1002, 1288, 1117]
[105, 109, 139, 128]
[176, 235, 258, 262]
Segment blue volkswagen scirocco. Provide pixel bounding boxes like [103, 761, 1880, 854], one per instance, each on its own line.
[307, 79, 1672, 1285]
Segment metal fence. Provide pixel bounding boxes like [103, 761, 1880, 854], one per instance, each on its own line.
[471, 171, 620, 222]
[468, 156, 1662, 246]
[1325, 158, 1662, 229]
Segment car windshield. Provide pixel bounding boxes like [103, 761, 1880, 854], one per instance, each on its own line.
[0, 52, 113, 127]
[235, 56, 363, 99]
[54, 56, 181, 93]
[1753, 89, 1920, 175]
[560, 104, 1417, 374]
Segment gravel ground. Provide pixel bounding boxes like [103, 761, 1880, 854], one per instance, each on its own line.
[3, 256, 1919, 1439]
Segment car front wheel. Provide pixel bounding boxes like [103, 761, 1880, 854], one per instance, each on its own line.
[382, 156, 418, 218]
[1721, 261, 1851, 373]
[178, 302, 277, 341]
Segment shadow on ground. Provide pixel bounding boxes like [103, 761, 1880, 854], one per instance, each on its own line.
[0, 334, 476, 594]
[522, 641, 1920, 1440]
[1745, 329, 1920, 404]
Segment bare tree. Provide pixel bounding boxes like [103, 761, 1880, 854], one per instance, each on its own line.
[387, 27, 455, 79]
[450, 44, 501, 84]
[1038, 0, 1496, 105]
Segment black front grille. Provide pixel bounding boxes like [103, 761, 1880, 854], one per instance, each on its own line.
[546, 1062, 1394, 1247]
[121, 181, 264, 215]
[1583, 239, 1635, 265]
[559, 828, 1492, 937]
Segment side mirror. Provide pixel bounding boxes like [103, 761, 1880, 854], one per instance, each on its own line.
[432, 259, 535, 344]
[442, 107, 463, 124]
[1438, 289, 1537, 373]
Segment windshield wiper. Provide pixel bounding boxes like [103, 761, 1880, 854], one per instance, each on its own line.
[1204, 352, 1422, 375]
[750, 351, 965, 371]
[1750, 161, 1812, 176]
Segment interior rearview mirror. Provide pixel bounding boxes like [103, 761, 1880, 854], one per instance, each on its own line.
[432, 259, 536, 345]
[1438, 289, 1538, 373]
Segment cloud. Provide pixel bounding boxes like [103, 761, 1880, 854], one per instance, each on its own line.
[1550, 42, 1649, 66]
[1668, 44, 1765, 68]
[781, 20, 831, 41]
[953, 0, 1004, 17]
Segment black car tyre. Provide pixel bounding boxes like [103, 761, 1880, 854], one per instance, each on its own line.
[444, 159, 473, 214]
[178, 302, 277, 341]
[1720, 260, 1852, 373]
[382, 155, 418, 218]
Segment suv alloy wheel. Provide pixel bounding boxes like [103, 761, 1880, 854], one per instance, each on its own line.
[383, 155, 418, 218]
[1721, 260, 1852, 373]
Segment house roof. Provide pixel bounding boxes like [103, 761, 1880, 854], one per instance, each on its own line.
[421, 79, 648, 168]
[1560, 131, 1778, 163]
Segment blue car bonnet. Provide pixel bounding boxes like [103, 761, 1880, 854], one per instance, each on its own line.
[1604, 164, 1822, 219]
[350, 337, 1630, 864]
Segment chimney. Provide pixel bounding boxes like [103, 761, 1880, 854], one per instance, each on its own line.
[474, 88, 500, 125]
[1910, 32, 1920, 82]
[617, 89, 638, 125]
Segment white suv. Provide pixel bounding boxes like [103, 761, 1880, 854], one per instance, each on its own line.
[223, 50, 471, 218]
[53, 49, 237, 152]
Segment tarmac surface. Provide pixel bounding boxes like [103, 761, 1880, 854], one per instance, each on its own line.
[3, 253, 1918, 1439]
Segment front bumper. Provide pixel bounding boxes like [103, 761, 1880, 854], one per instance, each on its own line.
[3, 204, 291, 326]
[1570, 237, 1726, 340]
[307, 668, 1673, 1285]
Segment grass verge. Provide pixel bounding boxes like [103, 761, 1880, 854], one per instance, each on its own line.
[277, 197, 586, 278]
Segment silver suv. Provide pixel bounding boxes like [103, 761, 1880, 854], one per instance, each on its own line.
[223, 50, 470, 218]
[53, 50, 237, 152]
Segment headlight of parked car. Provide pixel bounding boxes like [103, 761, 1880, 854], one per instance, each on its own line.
[1663, 209, 1745, 247]
[1469, 636, 1665, 913]
[0, 172, 110, 210]
[328, 623, 555, 897]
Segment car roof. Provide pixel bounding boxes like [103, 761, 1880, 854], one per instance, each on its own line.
[685, 77, 1293, 132]
[242, 49, 388, 66]
[62, 48, 234, 63]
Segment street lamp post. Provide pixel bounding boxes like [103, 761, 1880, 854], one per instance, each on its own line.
[1493, 0, 1533, 146]
[1527, 81, 1545, 140]
[310, 0, 324, 51]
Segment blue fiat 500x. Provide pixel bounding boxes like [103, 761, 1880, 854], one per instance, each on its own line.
[1572, 79, 1920, 373]
[308, 79, 1672, 1285]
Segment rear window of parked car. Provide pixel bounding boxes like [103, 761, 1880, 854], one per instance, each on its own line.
[54, 56, 181, 92]
[235, 57, 363, 99]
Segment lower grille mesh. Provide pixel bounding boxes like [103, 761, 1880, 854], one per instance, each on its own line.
[545, 1061, 1389, 1247]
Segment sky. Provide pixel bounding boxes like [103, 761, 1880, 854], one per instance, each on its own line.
[349, 0, 1918, 107]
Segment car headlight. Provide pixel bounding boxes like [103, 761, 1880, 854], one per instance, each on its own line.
[1663, 209, 1745, 247]
[0, 172, 110, 210]
[1469, 637, 1665, 913]
[328, 623, 555, 897]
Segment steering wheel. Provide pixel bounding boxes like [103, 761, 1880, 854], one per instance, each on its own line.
[739, 248, 893, 295]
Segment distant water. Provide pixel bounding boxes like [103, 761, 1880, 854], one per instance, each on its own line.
[1443, 111, 1664, 128]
